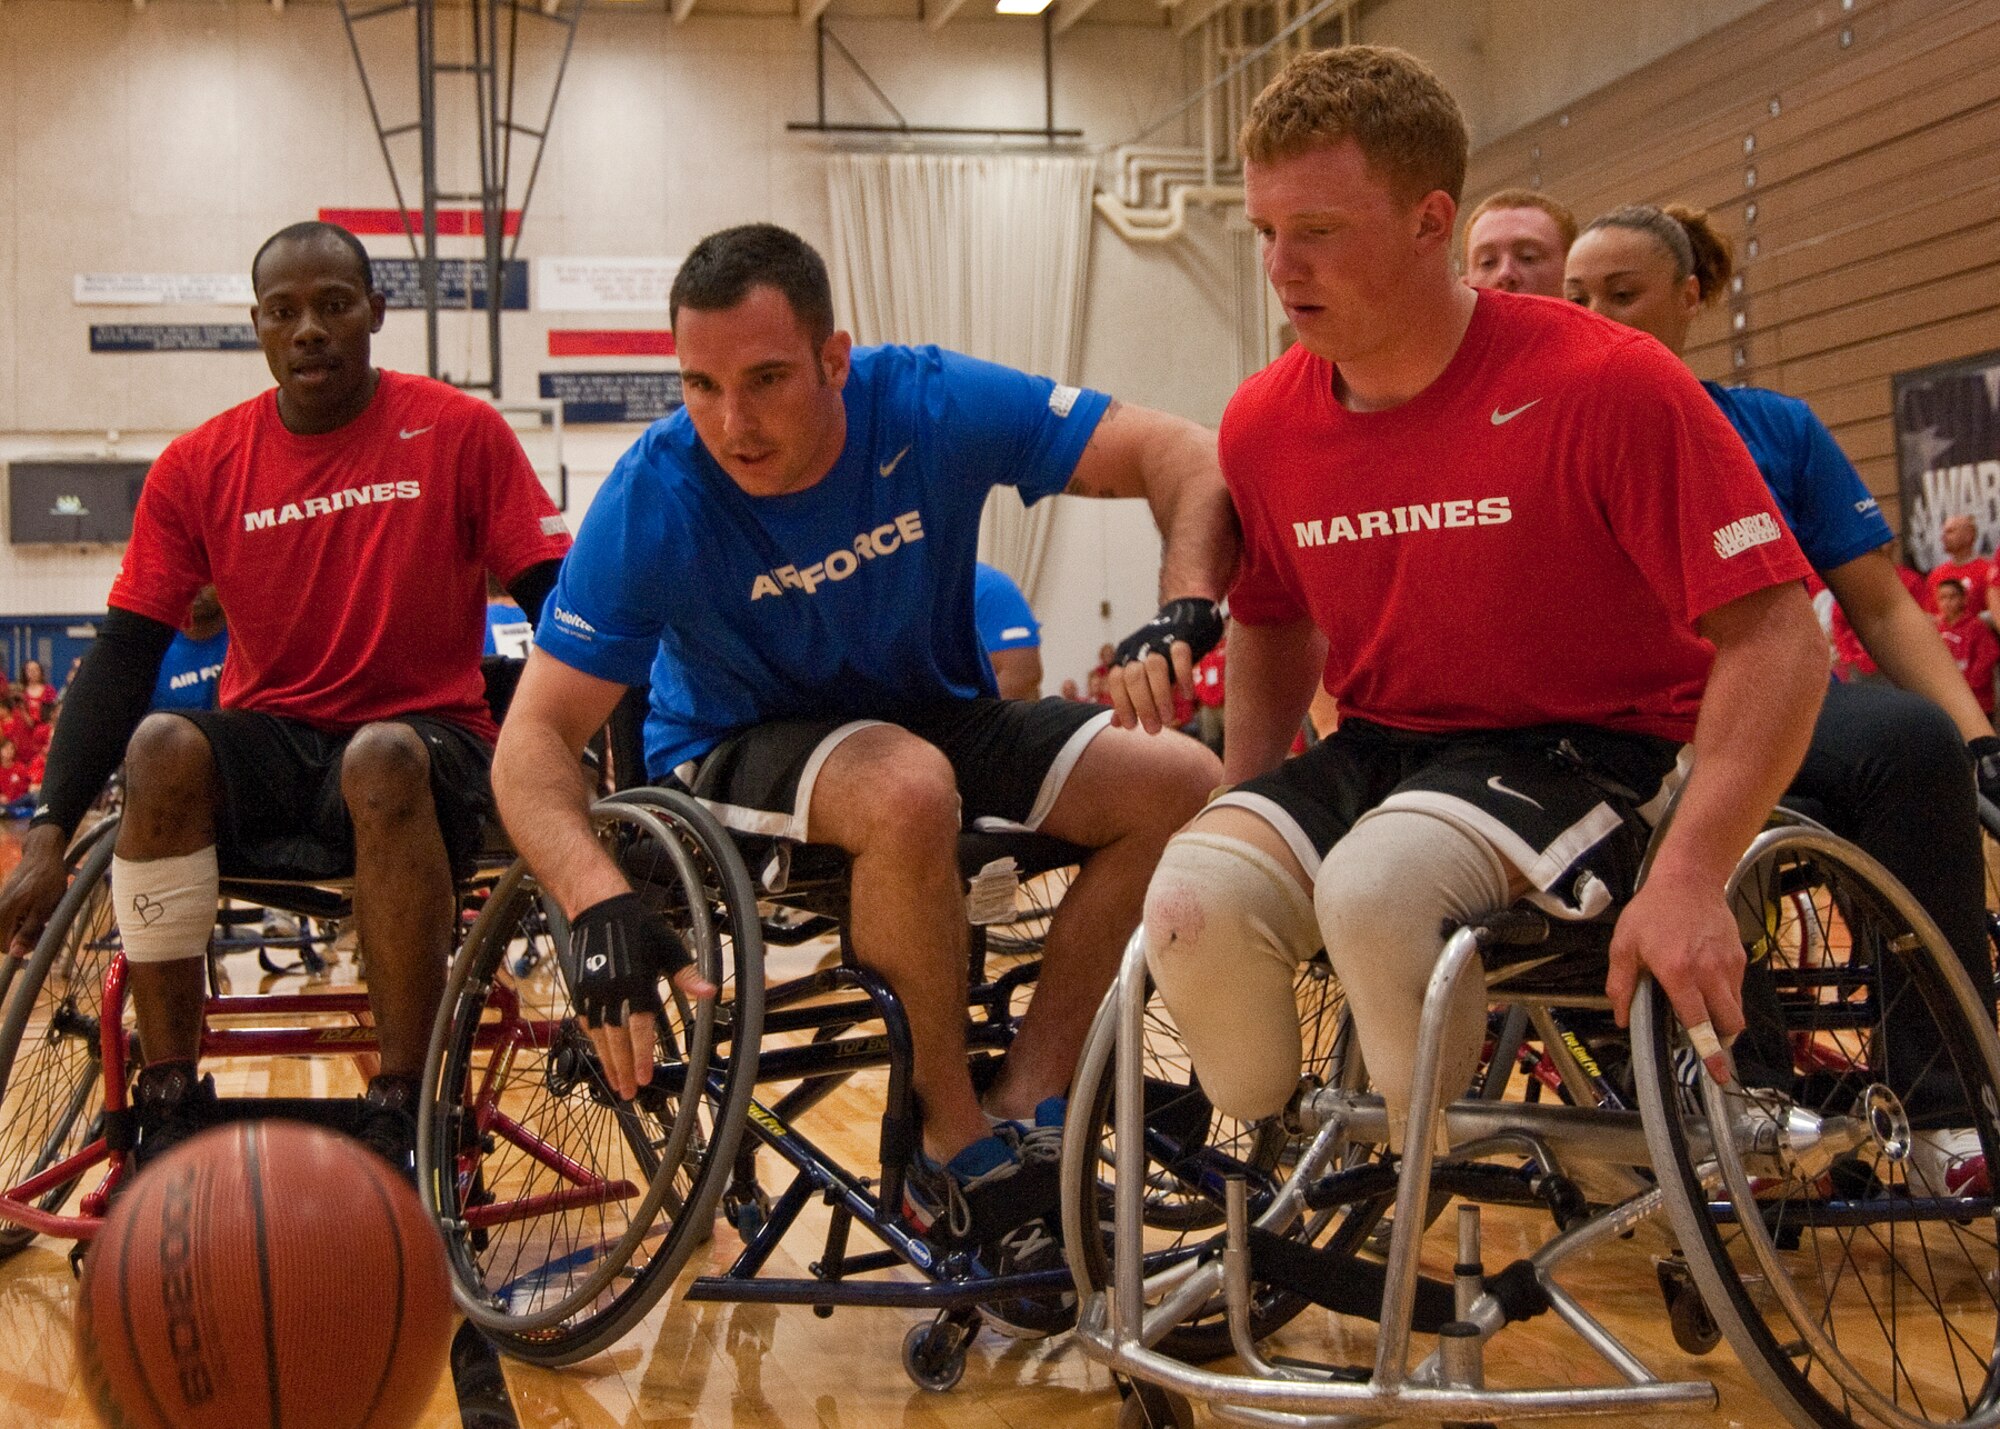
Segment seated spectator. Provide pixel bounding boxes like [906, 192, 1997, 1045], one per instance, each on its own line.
[16, 660, 53, 723]
[0, 737, 31, 810]
[150, 586, 229, 712]
[1058, 678, 1081, 701]
[974, 563, 1043, 700]
[1926, 514, 1989, 613]
[1936, 578, 1998, 715]
[1461, 188, 1575, 298]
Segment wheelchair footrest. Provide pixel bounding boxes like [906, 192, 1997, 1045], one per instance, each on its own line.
[1247, 1227, 1457, 1331]
[202, 1096, 373, 1138]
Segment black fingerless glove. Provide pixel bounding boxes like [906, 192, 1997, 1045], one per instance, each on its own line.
[569, 893, 693, 1029]
[1112, 597, 1224, 668]
[1970, 735, 2000, 808]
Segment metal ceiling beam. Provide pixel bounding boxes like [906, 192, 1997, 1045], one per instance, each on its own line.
[925, 0, 975, 31]
[1051, 0, 1105, 34]
[1174, 0, 1231, 37]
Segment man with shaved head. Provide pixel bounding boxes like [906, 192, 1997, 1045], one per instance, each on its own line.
[0, 221, 572, 1179]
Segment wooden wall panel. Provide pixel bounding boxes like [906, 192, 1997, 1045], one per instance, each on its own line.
[1462, 0, 2000, 531]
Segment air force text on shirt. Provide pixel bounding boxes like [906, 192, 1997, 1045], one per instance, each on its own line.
[749, 509, 927, 600]
[1292, 496, 1513, 548]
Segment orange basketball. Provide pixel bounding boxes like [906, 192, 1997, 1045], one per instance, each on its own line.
[74, 1119, 455, 1429]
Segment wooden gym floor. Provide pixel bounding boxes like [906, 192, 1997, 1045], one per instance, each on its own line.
[0, 826, 1978, 1428]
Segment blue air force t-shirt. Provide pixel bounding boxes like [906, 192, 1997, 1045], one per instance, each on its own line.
[974, 563, 1041, 652]
[1703, 382, 1890, 574]
[539, 345, 1110, 776]
[149, 629, 229, 711]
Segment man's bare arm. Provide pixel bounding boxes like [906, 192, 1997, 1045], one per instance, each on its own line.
[1065, 400, 1241, 731]
[492, 649, 633, 920]
[1607, 581, 1828, 1080]
[1222, 617, 1328, 786]
[1064, 399, 1238, 603]
[989, 645, 1043, 701]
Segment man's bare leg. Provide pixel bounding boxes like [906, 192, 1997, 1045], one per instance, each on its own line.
[984, 726, 1219, 1120]
[118, 715, 220, 1066]
[341, 723, 455, 1081]
[805, 725, 989, 1162]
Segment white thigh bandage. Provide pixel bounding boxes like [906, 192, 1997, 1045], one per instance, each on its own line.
[1315, 810, 1517, 1153]
[1142, 831, 1320, 1122]
[111, 848, 219, 964]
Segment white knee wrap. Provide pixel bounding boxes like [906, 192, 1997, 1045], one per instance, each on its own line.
[1142, 832, 1320, 1122]
[1314, 810, 1514, 1152]
[111, 848, 219, 964]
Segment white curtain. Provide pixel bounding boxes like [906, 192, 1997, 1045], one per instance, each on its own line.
[826, 153, 1096, 602]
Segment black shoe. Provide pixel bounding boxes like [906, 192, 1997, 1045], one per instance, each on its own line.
[977, 1215, 1076, 1339]
[904, 1126, 1059, 1250]
[358, 1075, 421, 1184]
[132, 1061, 218, 1170]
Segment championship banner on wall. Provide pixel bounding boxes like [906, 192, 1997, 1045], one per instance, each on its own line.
[1896, 347, 2000, 569]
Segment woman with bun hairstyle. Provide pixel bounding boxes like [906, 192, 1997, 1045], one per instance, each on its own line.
[1567, 202, 1997, 1196]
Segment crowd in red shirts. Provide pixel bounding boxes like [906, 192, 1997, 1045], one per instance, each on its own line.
[0, 661, 59, 812]
[1822, 514, 2000, 715]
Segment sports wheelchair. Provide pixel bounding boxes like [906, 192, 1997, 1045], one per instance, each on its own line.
[1062, 812, 2000, 1429]
[0, 811, 542, 1260]
[417, 785, 1139, 1384]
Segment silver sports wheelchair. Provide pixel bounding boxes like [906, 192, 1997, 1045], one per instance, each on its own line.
[1060, 808, 2000, 1429]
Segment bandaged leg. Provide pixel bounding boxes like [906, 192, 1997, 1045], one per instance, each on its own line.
[111, 847, 219, 964]
[1315, 810, 1518, 1154]
[1143, 831, 1321, 1122]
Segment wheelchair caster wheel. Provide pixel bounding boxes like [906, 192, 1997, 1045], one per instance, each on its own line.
[728, 1195, 768, 1240]
[812, 1303, 834, 1320]
[902, 1320, 967, 1392]
[1655, 1258, 1720, 1356]
[1118, 1381, 1195, 1429]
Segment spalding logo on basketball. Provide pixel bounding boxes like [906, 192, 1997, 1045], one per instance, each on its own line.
[74, 1120, 454, 1429]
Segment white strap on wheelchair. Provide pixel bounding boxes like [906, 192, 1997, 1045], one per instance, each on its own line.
[111, 846, 220, 963]
[966, 856, 1021, 925]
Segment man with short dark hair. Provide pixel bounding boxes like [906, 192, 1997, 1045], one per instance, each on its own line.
[495, 222, 1232, 1282]
[0, 220, 572, 1175]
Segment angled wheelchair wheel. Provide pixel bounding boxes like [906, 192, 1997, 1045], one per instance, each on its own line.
[1640, 824, 2000, 1429]
[0, 821, 122, 1258]
[419, 790, 764, 1365]
[1061, 949, 1384, 1361]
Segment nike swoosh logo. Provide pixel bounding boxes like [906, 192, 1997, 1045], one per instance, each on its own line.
[399, 425, 435, 440]
[1490, 400, 1540, 426]
[878, 445, 910, 478]
[1487, 775, 1544, 810]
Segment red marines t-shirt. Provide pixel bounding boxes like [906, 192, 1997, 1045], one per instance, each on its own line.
[1939, 612, 1999, 714]
[1223, 292, 1811, 743]
[111, 371, 571, 742]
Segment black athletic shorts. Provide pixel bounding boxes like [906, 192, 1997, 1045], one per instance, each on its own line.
[665, 697, 1112, 846]
[172, 709, 496, 881]
[1215, 717, 1687, 919]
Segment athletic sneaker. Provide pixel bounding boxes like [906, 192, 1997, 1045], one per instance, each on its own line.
[1908, 1128, 1990, 1198]
[131, 1061, 219, 1170]
[904, 1125, 1059, 1249]
[977, 1214, 1077, 1339]
[357, 1074, 421, 1183]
